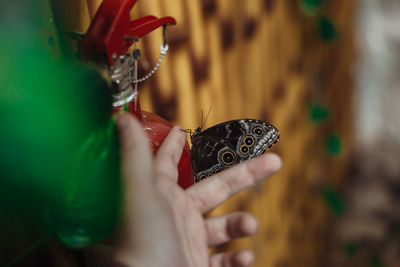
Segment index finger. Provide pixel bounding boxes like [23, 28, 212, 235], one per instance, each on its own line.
[186, 153, 281, 214]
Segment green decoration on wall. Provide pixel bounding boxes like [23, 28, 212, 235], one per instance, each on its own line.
[300, 0, 325, 16]
[343, 242, 357, 258]
[308, 102, 329, 123]
[325, 134, 342, 156]
[369, 253, 383, 267]
[321, 185, 346, 216]
[318, 16, 338, 42]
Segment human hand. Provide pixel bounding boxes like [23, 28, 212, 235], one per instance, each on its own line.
[113, 113, 281, 267]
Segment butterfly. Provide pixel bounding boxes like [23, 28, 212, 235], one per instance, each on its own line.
[190, 119, 279, 183]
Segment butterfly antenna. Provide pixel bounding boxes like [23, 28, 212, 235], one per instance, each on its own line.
[201, 105, 212, 130]
[200, 110, 204, 130]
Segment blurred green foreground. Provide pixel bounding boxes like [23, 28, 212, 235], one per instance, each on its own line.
[0, 0, 122, 256]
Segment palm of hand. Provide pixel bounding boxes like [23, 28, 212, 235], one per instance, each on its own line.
[114, 114, 281, 267]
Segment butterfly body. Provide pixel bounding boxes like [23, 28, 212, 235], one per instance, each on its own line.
[190, 119, 279, 182]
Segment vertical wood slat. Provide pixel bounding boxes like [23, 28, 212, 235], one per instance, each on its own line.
[51, 0, 91, 33]
[201, 12, 227, 126]
[162, 0, 199, 128]
[241, 0, 267, 119]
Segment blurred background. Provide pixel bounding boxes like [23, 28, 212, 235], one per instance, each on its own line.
[1, 0, 400, 266]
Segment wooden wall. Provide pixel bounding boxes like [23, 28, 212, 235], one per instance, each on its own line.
[55, 0, 356, 266]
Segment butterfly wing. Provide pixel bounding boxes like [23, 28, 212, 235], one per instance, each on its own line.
[190, 119, 279, 182]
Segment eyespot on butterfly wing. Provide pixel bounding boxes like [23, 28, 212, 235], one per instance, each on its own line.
[190, 119, 279, 183]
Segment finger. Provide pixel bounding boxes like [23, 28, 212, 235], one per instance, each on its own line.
[187, 153, 281, 214]
[211, 249, 254, 267]
[116, 113, 153, 189]
[206, 212, 258, 247]
[154, 126, 186, 182]
[115, 114, 166, 246]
